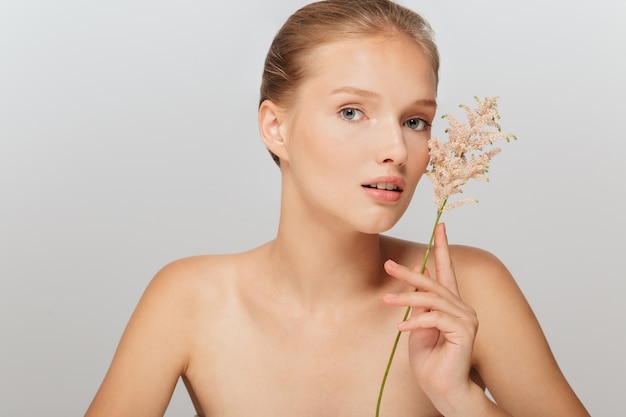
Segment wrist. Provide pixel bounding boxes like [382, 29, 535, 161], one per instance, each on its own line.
[433, 383, 511, 417]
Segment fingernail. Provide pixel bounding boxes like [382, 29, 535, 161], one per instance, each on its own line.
[398, 321, 408, 330]
[383, 293, 398, 299]
[387, 259, 398, 267]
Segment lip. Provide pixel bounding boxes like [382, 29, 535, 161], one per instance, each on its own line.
[361, 175, 405, 202]
[361, 175, 405, 191]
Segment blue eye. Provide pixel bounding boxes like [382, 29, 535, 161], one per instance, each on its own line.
[340, 107, 363, 121]
[405, 117, 431, 131]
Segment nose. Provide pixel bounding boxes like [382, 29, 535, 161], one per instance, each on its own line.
[377, 121, 408, 166]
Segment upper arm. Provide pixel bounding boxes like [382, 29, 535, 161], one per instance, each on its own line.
[85, 259, 200, 417]
[454, 247, 589, 417]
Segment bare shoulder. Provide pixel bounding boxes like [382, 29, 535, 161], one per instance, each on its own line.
[381, 234, 515, 289]
[150, 253, 239, 295]
[444, 244, 532, 348]
[85, 250, 262, 416]
[382, 235, 518, 300]
[139, 248, 269, 339]
[110, 249, 262, 370]
[144, 250, 257, 315]
[445, 244, 589, 415]
[443, 244, 540, 348]
[445, 244, 518, 300]
[116, 251, 252, 354]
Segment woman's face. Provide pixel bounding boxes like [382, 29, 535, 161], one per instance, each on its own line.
[277, 34, 437, 234]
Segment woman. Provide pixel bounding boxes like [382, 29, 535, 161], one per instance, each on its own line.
[85, 1, 590, 416]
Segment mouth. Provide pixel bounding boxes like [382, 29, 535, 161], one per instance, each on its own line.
[362, 183, 403, 192]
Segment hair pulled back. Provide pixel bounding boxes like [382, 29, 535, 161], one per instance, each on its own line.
[260, 0, 440, 165]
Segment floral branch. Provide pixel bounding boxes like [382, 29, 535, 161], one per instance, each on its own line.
[375, 96, 516, 416]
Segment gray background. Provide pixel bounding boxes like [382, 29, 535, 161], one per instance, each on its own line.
[1, 0, 624, 415]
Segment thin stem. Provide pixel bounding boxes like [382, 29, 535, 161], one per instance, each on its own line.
[375, 199, 447, 417]
[420, 201, 446, 274]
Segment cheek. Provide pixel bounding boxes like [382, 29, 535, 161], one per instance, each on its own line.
[410, 140, 431, 175]
[286, 119, 349, 182]
[294, 117, 358, 169]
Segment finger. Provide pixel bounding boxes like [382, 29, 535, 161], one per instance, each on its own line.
[383, 290, 469, 318]
[434, 223, 460, 296]
[384, 259, 438, 292]
[398, 309, 478, 343]
[385, 259, 459, 302]
[383, 260, 468, 311]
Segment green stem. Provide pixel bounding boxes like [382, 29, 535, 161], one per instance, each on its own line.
[375, 199, 447, 417]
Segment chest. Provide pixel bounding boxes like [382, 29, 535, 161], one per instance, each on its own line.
[185, 308, 441, 417]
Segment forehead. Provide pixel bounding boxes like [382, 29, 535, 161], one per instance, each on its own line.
[295, 34, 437, 101]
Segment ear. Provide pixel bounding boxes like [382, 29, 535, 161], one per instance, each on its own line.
[258, 100, 290, 163]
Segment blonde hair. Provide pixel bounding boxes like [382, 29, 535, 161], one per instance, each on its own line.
[260, 0, 440, 165]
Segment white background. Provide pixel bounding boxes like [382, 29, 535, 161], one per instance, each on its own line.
[1, 0, 624, 415]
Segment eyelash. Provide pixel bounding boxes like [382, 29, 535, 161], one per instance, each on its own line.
[339, 107, 431, 131]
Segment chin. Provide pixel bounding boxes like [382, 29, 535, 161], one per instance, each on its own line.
[357, 218, 400, 235]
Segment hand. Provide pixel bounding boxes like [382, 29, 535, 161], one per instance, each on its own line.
[383, 223, 479, 411]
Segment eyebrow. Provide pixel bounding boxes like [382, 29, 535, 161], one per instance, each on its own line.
[330, 86, 437, 108]
[331, 86, 380, 98]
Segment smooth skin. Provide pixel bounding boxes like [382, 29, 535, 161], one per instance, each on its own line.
[85, 34, 589, 417]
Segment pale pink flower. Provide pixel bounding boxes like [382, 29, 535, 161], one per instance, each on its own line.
[426, 96, 516, 211]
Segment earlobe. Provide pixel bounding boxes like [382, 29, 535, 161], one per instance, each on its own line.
[258, 100, 289, 162]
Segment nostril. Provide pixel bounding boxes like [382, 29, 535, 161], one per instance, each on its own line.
[382, 157, 404, 167]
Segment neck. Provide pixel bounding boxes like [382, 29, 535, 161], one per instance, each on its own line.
[266, 215, 390, 314]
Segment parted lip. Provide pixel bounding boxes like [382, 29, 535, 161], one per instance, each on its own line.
[361, 175, 405, 192]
